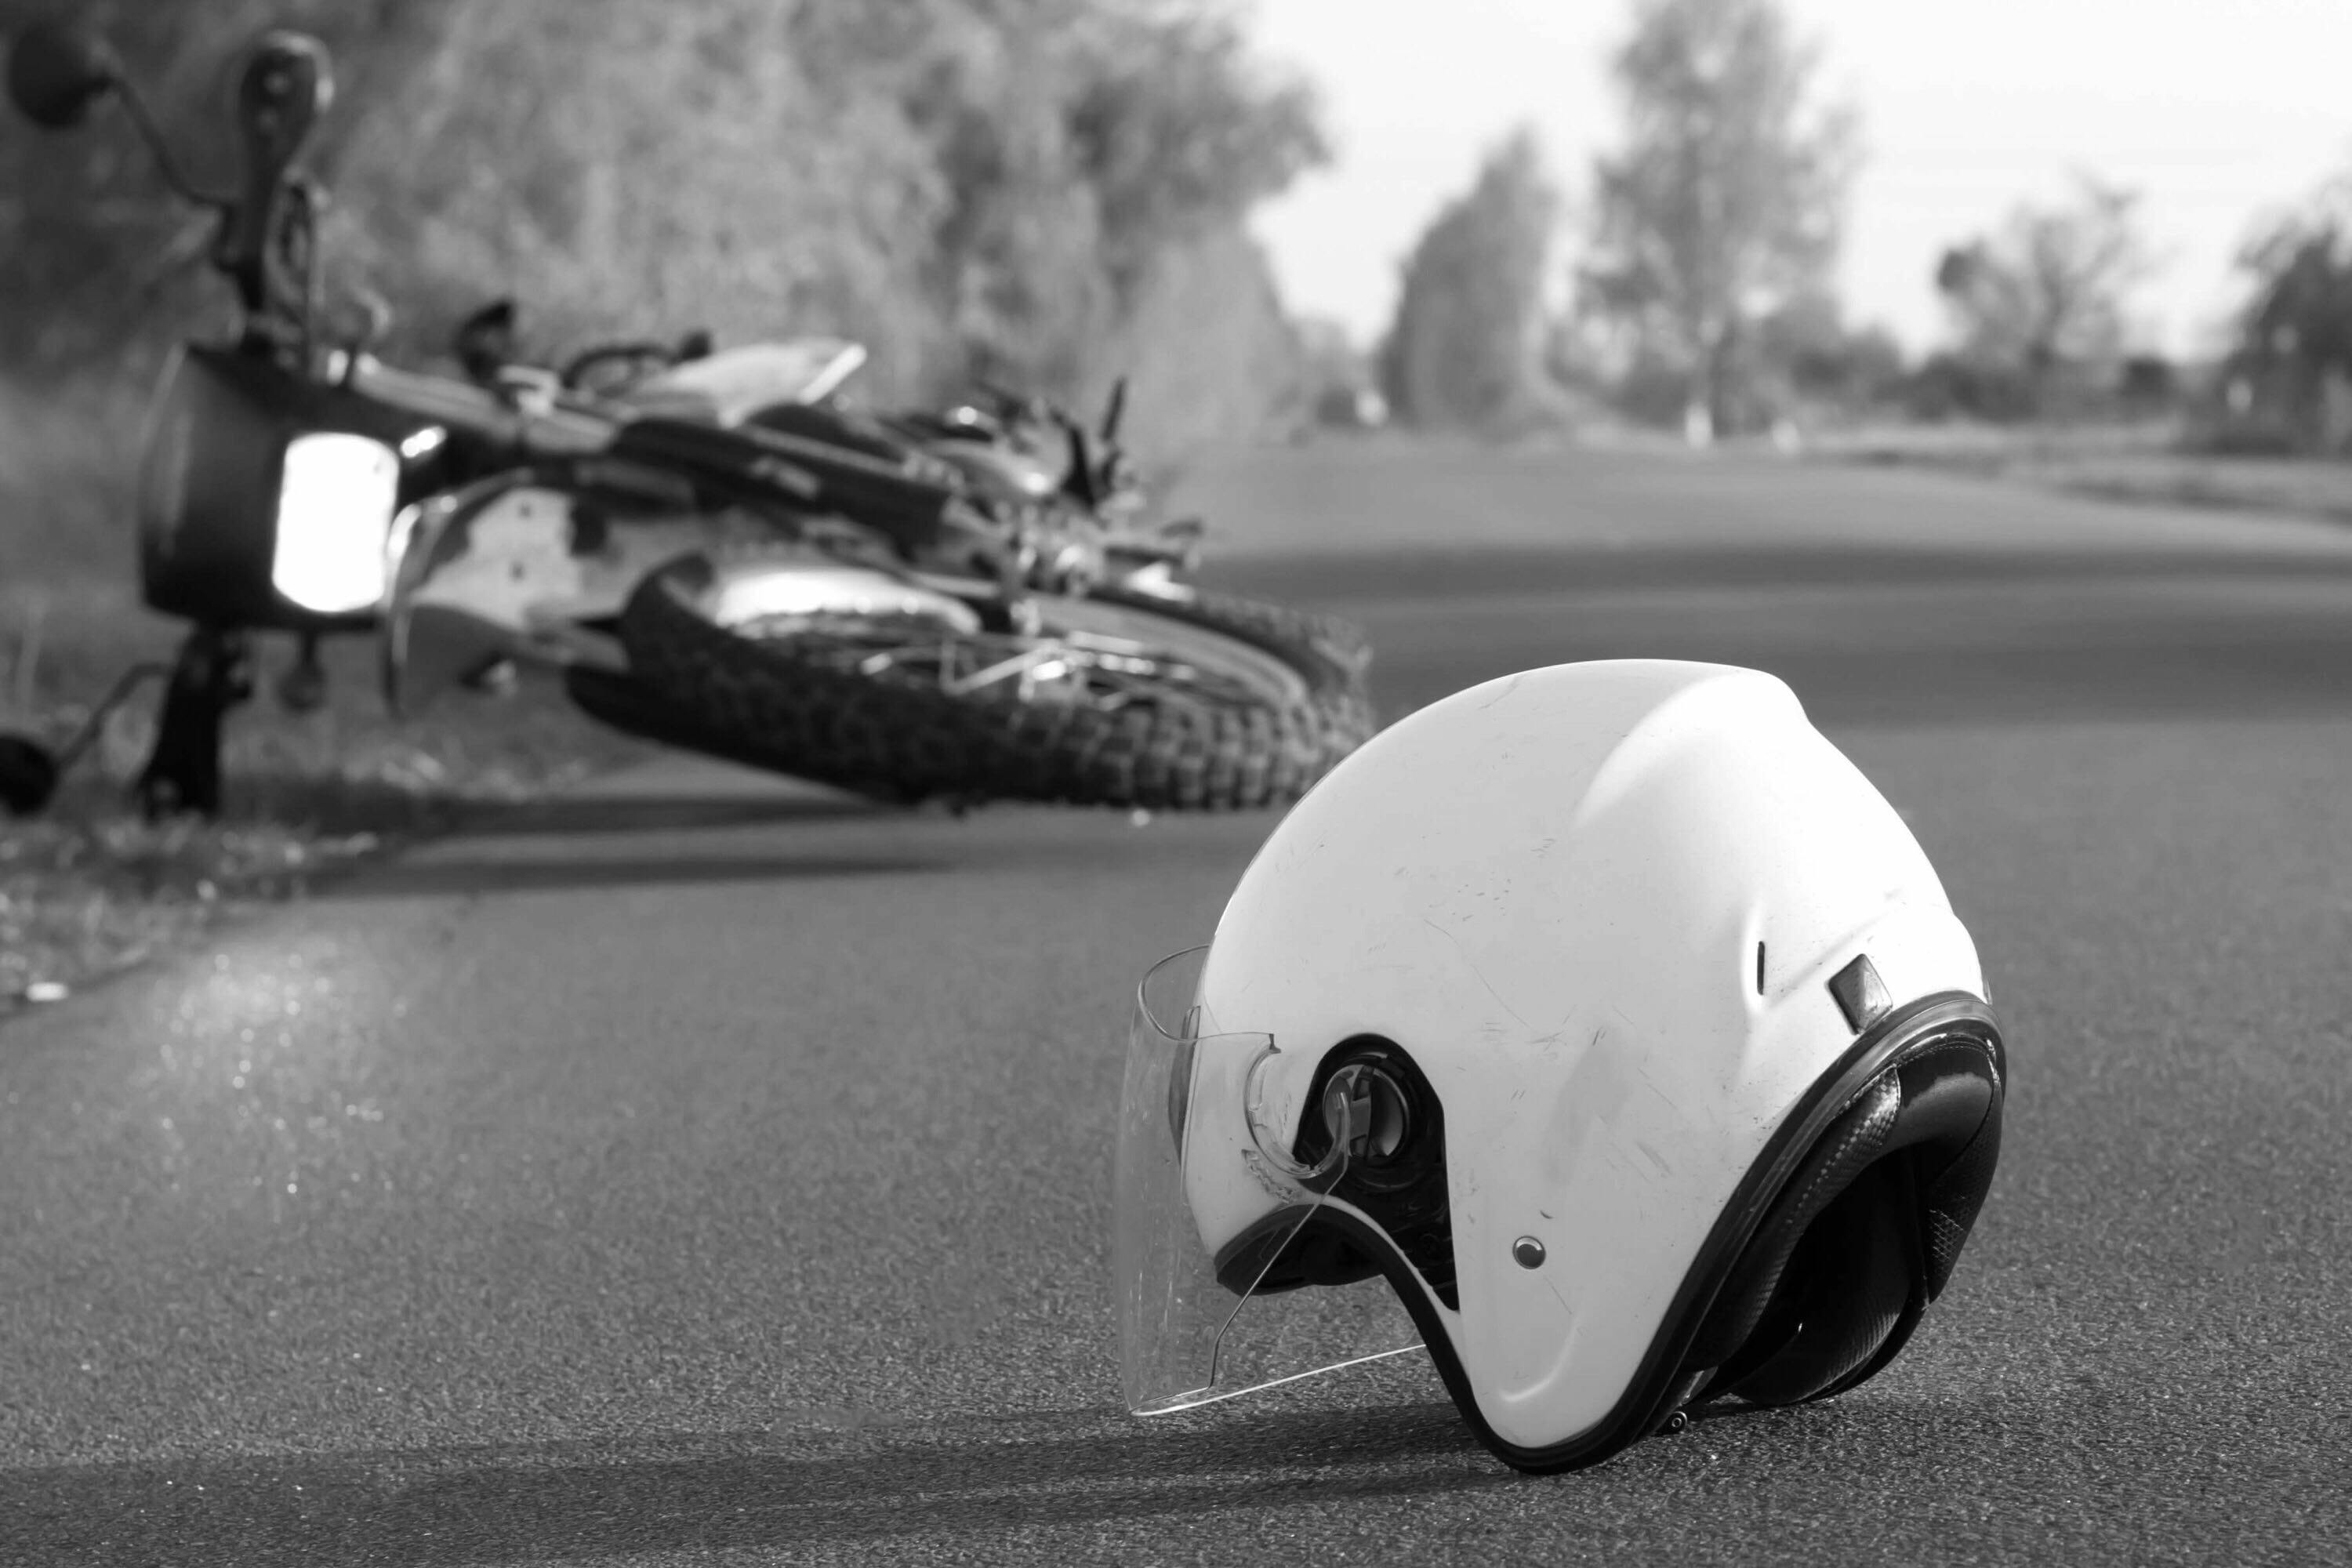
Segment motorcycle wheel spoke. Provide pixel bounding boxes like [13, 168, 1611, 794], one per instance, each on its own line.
[734, 618, 1265, 717]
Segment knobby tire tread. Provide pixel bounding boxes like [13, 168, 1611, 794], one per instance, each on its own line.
[615, 556, 1377, 811]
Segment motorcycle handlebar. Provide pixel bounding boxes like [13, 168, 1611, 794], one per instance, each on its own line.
[341, 355, 615, 455]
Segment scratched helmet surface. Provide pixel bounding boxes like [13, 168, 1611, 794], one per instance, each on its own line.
[1113, 659, 2007, 1472]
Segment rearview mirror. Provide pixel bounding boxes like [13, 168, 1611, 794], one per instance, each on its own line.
[6, 20, 121, 129]
[454, 298, 518, 385]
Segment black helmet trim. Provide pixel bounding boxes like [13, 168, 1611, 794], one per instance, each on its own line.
[1693, 1016, 2005, 1406]
[1279, 989, 2005, 1475]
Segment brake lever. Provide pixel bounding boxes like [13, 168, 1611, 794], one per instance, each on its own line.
[492, 365, 564, 416]
[974, 374, 1060, 436]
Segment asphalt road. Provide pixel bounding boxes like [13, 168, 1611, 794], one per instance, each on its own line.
[5, 445, 2352, 1566]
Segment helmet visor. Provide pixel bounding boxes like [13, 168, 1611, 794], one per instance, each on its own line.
[1115, 946, 1425, 1417]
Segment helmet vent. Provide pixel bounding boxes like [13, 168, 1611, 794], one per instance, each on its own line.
[1290, 1038, 1459, 1310]
[1322, 1063, 1411, 1164]
[1828, 953, 1893, 1033]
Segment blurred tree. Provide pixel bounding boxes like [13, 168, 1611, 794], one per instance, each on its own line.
[0, 0, 1325, 462]
[1291, 316, 1385, 429]
[1107, 226, 1311, 459]
[1900, 350, 2039, 423]
[2114, 353, 2178, 415]
[1578, 0, 1860, 443]
[837, 0, 1327, 400]
[1748, 292, 1905, 416]
[1931, 172, 2157, 418]
[1063, 2, 1327, 294]
[1377, 127, 1568, 434]
[0, 0, 453, 372]
[2218, 166, 2352, 452]
[314, 3, 949, 387]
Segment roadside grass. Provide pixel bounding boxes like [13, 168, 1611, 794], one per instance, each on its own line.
[0, 373, 147, 586]
[1295, 411, 2352, 535]
[0, 372, 659, 1014]
[0, 576, 652, 1019]
[1799, 419, 2352, 528]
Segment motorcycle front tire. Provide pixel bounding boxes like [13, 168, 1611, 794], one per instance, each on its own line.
[612, 552, 1377, 811]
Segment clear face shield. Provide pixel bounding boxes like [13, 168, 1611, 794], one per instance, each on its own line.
[1115, 947, 1427, 1417]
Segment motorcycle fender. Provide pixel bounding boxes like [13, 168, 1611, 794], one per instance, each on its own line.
[691, 557, 984, 637]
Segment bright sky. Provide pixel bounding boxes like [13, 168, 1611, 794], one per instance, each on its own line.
[1242, 0, 2352, 361]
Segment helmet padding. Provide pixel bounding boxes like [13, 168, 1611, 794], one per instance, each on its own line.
[1686, 1034, 2004, 1410]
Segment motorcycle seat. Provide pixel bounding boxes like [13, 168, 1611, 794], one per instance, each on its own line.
[609, 340, 869, 427]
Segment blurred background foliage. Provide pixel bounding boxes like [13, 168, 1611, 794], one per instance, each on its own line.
[2212, 170, 2352, 455]
[1376, 127, 1584, 436]
[1359, 0, 2352, 453]
[5, 0, 2351, 582]
[0, 0, 1326, 563]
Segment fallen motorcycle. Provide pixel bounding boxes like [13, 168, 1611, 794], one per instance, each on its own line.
[428, 300, 1376, 677]
[0, 20, 1374, 820]
[524, 313, 1158, 533]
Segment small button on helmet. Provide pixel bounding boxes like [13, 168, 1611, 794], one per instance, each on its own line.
[1115, 659, 2006, 1473]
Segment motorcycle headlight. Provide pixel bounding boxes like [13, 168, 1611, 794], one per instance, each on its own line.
[270, 432, 402, 615]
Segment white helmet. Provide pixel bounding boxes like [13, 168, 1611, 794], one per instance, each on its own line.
[1114, 659, 2006, 1472]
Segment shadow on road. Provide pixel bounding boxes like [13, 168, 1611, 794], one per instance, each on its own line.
[445, 792, 898, 837]
[332, 850, 944, 898]
[234, 786, 927, 899]
[180, 778, 896, 842]
[9, 1386, 2330, 1560]
[0, 1404, 1502, 1563]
